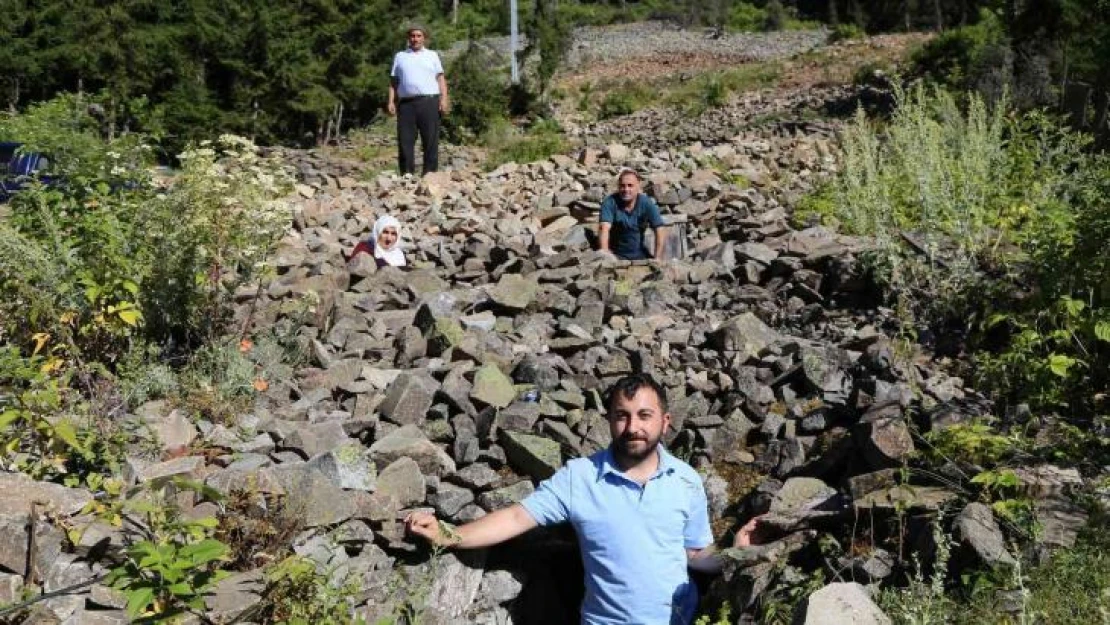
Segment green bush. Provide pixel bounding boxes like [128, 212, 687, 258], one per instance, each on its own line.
[815, 82, 1108, 456]
[727, 2, 767, 32]
[0, 100, 293, 374]
[442, 42, 510, 142]
[258, 555, 364, 624]
[598, 87, 648, 119]
[827, 84, 1081, 324]
[910, 10, 1007, 92]
[763, 0, 787, 31]
[105, 480, 231, 621]
[483, 118, 567, 170]
[829, 22, 866, 43]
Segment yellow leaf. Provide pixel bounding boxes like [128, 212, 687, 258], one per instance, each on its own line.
[252, 378, 269, 392]
[31, 333, 50, 356]
[59, 311, 78, 325]
[117, 308, 142, 326]
[40, 357, 64, 375]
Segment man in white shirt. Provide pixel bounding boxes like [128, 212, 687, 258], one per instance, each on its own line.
[388, 25, 449, 176]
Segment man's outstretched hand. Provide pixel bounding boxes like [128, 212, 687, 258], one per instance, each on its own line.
[405, 511, 451, 547]
[733, 515, 767, 548]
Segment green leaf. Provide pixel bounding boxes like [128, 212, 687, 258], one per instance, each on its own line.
[52, 419, 81, 450]
[189, 516, 220, 529]
[167, 582, 195, 597]
[124, 586, 156, 618]
[970, 471, 996, 485]
[1095, 321, 1110, 344]
[985, 313, 1010, 329]
[1061, 297, 1086, 317]
[996, 470, 1020, 488]
[0, 409, 22, 429]
[1047, 353, 1076, 377]
[179, 538, 229, 565]
[84, 283, 101, 304]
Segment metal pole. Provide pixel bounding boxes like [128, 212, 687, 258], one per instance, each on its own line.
[510, 0, 519, 85]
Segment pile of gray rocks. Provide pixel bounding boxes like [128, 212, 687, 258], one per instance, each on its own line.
[444, 21, 826, 70]
[1, 109, 1094, 625]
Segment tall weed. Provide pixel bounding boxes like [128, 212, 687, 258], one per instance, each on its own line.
[0, 97, 292, 375]
[828, 84, 1081, 327]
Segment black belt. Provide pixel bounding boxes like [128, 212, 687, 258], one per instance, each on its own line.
[398, 94, 439, 103]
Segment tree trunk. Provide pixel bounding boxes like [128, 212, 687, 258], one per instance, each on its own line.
[1092, 87, 1109, 139]
[933, 0, 943, 31]
[453, 0, 458, 25]
[829, 0, 838, 26]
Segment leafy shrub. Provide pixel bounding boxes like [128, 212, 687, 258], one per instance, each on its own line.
[727, 2, 767, 32]
[144, 135, 293, 346]
[763, 0, 787, 31]
[483, 119, 567, 170]
[910, 10, 1007, 93]
[216, 486, 303, 571]
[0, 93, 153, 187]
[105, 479, 231, 621]
[0, 99, 292, 375]
[923, 421, 1025, 468]
[880, 520, 961, 625]
[259, 555, 364, 624]
[827, 85, 1082, 327]
[0, 348, 118, 482]
[829, 22, 866, 43]
[599, 91, 638, 119]
[442, 42, 510, 142]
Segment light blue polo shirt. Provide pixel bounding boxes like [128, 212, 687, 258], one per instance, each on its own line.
[521, 446, 713, 625]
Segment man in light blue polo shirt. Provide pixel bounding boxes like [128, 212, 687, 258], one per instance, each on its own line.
[406, 373, 764, 624]
[387, 25, 449, 176]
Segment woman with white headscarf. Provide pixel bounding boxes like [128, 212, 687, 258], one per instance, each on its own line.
[349, 215, 407, 267]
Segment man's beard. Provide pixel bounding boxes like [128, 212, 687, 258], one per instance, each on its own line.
[612, 431, 661, 465]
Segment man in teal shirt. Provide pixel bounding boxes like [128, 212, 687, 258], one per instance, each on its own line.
[598, 169, 668, 260]
[406, 374, 764, 624]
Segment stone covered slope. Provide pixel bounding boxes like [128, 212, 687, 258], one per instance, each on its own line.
[229, 122, 979, 622]
[3, 83, 1094, 625]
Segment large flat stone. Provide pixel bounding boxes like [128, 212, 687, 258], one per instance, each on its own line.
[0, 473, 93, 517]
[709, 312, 781, 360]
[369, 424, 456, 477]
[471, 364, 516, 409]
[499, 430, 562, 480]
[376, 457, 426, 507]
[271, 465, 357, 527]
[797, 582, 891, 625]
[378, 373, 437, 426]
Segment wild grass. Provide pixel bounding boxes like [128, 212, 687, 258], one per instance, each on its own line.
[815, 83, 1082, 325]
[482, 118, 569, 170]
[584, 60, 783, 120]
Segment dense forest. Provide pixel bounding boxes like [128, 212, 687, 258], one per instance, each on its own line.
[3, 0, 1108, 150]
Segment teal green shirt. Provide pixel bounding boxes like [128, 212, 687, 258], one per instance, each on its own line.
[600, 193, 665, 260]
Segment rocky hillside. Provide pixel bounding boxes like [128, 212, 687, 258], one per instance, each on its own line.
[0, 29, 1097, 625]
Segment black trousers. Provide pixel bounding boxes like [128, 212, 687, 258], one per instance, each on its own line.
[397, 96, 440, 175]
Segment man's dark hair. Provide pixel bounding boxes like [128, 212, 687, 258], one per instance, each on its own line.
[604, 373, 668, 414]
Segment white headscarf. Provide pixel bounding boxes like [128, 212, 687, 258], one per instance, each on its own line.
[372, 215, 407, 267]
